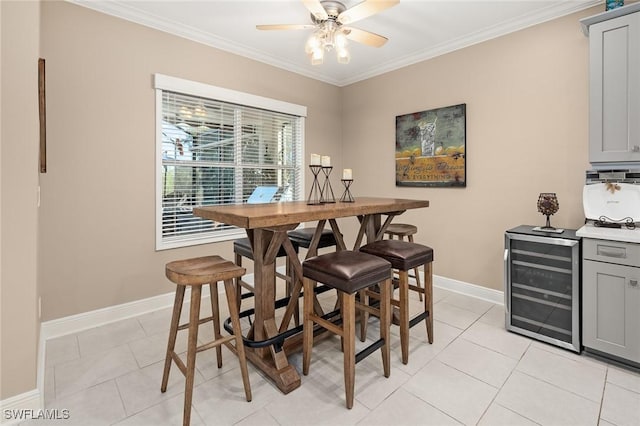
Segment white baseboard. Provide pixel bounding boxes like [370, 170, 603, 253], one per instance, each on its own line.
[434, 274, 504, 305]
[40, 291, 182, 341]
[0, 389, 41, 425]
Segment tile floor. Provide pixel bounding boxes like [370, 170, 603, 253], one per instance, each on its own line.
[33, 286, 640, 426]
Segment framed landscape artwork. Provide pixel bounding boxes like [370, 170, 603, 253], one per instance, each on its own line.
[395, 103, 466, 187]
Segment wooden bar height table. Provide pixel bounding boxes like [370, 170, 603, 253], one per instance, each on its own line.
[194, 197, 429, 394]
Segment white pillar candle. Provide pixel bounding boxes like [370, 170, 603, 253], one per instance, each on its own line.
[321, 155, 331, 167]
[310, 153, 321, 166]
[343, 169, 352, 180]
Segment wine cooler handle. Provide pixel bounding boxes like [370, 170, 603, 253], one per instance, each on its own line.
[504, 248, 510, 317]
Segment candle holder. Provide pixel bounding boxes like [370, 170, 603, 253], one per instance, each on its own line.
[340, 179, 354, 202]
[320, 166, 335, 203]
[307, 165, 323, 205]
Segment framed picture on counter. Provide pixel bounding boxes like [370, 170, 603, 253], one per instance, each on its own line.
[395, 103, 466, 187]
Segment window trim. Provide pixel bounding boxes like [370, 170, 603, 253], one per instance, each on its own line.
[154, 74, 307, 250]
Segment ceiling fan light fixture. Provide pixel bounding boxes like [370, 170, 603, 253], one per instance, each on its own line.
[305, 32, 322, 54]
[337, 46, 350, 64]
[310, 47, 324, 65]
[335, 31, 347, 49]
[258, 0, 398, 66]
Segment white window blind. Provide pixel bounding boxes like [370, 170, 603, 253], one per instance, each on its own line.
[155, 75, 306, 250]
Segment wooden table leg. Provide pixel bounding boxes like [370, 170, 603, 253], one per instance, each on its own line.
[246, 227, 302, 394]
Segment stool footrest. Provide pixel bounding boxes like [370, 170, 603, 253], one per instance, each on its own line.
[355, 338, 385, 364]
[409, 311, 429, 329]
[177, 315, 215, 331]
[196, 335, 235, 353]
[169, 351, 187, 376]
[309, 314, 343, 337]
[408, 283, 424, 294]
[224, 289, 338, 350]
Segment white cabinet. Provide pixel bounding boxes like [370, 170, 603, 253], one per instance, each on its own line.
[582, 4, 640, 164]
[582, 238, 640, 365]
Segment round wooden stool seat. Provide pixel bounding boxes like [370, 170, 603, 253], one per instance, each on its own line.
[166, 255, 246, 286]
[162, 255, 251, 425]
[384, 223, 423, 302]
[385, 223, 418, 237]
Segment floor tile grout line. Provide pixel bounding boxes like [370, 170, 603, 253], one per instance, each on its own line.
[474, 342, 538, 426]
[596, 367, 610, 426]
[604, 378, 640, 396]
[393, 357, 467, 426]
[515, 367, 606, 405]
[493, 401, 544, 426]
[111, 376, 130, 424]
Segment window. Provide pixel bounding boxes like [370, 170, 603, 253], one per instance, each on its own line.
[155, 74, 306, 250]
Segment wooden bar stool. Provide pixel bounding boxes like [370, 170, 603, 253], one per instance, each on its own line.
[384, 223, 423, 301]
[288, 227, 337, 253]
[234, 237, 299, 324]
[360, 240, 434, 364]
[161, 255, 251, 426]
[302, 251, 392, 409]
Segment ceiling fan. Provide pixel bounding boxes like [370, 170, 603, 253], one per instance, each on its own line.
[256, 0, 399, 65]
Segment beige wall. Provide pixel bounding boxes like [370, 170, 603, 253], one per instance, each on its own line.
[38, 1, 342, 320]
[341, 7, 597, 291]
[0, 0, 607, 401]
[0, 0, 41, 400]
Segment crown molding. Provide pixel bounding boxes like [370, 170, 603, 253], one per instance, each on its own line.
[68, 0, 601, 87]
[338, 0, 602, 86]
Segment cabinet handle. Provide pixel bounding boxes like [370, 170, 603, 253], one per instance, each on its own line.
[633, 145, 640, 152]
[597, 245, 626, 258]
[631, 280, 638, 287]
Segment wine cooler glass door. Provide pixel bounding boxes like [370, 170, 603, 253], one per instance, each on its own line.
[505, 233, 580, 352]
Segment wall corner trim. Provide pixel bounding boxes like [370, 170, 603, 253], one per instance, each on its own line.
[0, 389, 42, 425]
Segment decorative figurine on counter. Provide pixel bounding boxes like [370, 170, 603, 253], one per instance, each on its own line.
[533, 192, 563, 233]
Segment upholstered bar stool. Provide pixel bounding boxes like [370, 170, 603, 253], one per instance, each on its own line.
[302, 251, 392, 409]
[288, 227, 337, 253]
[384, 223, 423, 301]
[233, 237, 300, 324]
[162, 255, 251, 426]
[359, 240, 434, 364]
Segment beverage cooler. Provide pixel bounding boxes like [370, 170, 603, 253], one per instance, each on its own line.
[504, 226, 581, 352]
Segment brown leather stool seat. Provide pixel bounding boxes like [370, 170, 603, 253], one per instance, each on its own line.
[360, 240, 434, 364]
[162, 255, 251, 426]
[233, 237, 295, 259]
[288, 227, 337, 249]
[302, 250, 392, 409]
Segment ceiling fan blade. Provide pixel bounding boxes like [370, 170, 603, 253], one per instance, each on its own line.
[343, 27, 388, 48]
[256, 24, 315, 31]
[337, 0, 399, 25]
[302, 0, 328, 21]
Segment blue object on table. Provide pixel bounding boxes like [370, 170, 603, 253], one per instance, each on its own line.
[247, 186, 279, 204]
[606, 0, 624, 10]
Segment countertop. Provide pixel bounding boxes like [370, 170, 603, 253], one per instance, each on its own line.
[576, 224, 640, 244]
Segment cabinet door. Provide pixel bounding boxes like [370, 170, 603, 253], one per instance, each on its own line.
[583, 260, 640, 363]
[589, 12, 640, 163]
